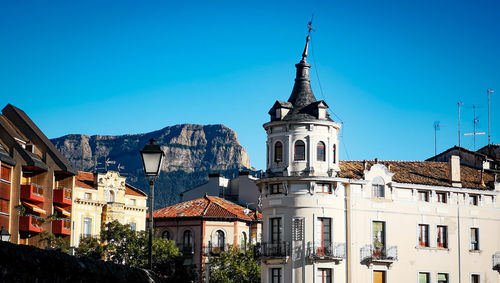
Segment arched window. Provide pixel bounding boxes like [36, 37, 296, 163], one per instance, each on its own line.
[215, 230, 225, 250]
[333, 144, 337, 163]
[317, 141, 325, 161]
[183, 230, 193, 247]
[108, 190, 115, 202]
[241, 232, 247, 250]
[162, 230, 170, 240]
[294, 140, 305, 161]
[274, 141, 283, 162]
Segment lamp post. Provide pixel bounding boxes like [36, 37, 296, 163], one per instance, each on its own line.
[0, 226, 11, 242]
[140, 138, 165, 270]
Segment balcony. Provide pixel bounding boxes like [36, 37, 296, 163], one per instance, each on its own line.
[52, 218, 71, 236]
[360, 244, 398, 268]
[20, 183, 44, 203]
[204, 243, 227, 256]
[53, 187, 72, 206]
[177, 244, 195, 257]
[493, 252, 500, 273]
[254, 242, 290, 264]
[19, 214, 43, 233]
[307, 242, 346, 263]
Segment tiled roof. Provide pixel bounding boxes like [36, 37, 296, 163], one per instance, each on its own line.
[153, 195, 261, 221]
[125, 184, 147, 197]
[75, 171, 96, 190]
[339, 161, 496, 190]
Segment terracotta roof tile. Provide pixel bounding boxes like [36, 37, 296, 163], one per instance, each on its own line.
[153, 196, 261, 220]
[339, 161, 495, 190]
[75, 171, 96, 190]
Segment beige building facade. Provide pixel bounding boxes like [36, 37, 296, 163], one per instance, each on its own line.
[71, 170, 147, 246]
[257, 33, 500, 283]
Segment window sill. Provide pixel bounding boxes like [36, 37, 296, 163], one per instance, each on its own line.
[415, 246, 449, 251]
[469, 249, 481, 254]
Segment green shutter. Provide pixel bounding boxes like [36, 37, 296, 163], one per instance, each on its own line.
[437, 274, 447, 281]
[419, 273, 428, 283]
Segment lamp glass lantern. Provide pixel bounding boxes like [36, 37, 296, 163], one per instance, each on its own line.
[140, 138, 165, 177]
[0, 226, 11, 242]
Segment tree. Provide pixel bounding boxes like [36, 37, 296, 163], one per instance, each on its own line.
[39, 231, 70, 253]
[208, 245, 260, 283]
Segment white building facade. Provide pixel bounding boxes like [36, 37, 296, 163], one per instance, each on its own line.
[257, 33, 500, 283]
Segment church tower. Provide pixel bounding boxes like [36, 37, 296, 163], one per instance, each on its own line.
[257, 30, 345, 282]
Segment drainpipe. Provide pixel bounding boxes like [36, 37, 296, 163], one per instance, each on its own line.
[345, 182, 350, 283]
[312, 213, 315, 283]
[457, 193, 462, 283]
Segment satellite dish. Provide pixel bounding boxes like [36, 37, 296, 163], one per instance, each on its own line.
[244, 208, 250, 215]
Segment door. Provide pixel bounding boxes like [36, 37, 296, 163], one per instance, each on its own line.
[373, 271, 386, 283]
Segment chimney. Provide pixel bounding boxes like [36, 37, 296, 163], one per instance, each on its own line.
[449, 155, 462, 187]
[375, 158, 379, 164]
[363, 160, 367, 170]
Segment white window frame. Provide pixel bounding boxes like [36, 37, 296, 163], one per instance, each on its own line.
[293, 139, 307, 162]
[417, 271, 431, 283]
[436, 272, 449, 283]
[469, 227, 480, 251]
[268, 266, 283, 283]
[470, 273, 481, 283]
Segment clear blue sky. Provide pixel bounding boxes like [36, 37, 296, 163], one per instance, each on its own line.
[1, 0, 499, 170]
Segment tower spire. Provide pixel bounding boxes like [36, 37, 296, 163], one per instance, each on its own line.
[301, 16, 314, 62]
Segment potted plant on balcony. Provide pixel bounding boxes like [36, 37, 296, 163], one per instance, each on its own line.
[373, 239, 384, 259]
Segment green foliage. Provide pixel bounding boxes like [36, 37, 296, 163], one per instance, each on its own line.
[208, 245, 260, 283]
[75, 220, 196, 281]
[39, 231, 70, 253]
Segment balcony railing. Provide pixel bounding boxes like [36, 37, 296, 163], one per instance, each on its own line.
[53, 187, 72, 206]
[307, 242, 346, 262]
[204, 242, 227, 256]
[493, 252, 500, 272]
[19, 214, 43, 233]
[177, 244, 195, 256]
[254, 242, 290, 259]
[20, 183, 44, 203]
[360, 244, 398, 266]
[52, 218, 71, 236]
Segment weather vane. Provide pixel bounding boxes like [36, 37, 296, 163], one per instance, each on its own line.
[307, 14, 314, 35]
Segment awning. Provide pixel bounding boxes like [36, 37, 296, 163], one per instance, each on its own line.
[54, 206, 71, 217]
[22, 201, 46, 214]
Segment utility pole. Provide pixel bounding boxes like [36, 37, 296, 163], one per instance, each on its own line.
[464, 105, 485, 150]
[488, 89, 494, 145]
[458, 102, 463, 147]
[434, 121, 441, 156]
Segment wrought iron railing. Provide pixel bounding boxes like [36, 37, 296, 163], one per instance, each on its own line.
[360, 244, 398, 263]
[307, 242, 346, 260]
[177, 243, 195, 256]
[204, 242, 227, 255]
[254, 242, 290, 258]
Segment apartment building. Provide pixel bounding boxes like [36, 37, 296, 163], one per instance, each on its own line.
[256, 33, 500, 283]
[0, 104, 77, 247]
[71, 170, 147, 246]
[153, 195, 261, 281]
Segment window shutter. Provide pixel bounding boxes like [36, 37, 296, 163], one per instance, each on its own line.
[315, 217, 322, 245]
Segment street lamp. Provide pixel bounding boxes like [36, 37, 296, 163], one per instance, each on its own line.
[140, 138, 165, 270]
[0, 226, 11, 242]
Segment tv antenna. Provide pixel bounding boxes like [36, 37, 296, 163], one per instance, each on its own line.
[104, 158, 116, 172]
[433, 121, 443, 156]
[487, 89, 495, 145]
[464, 104, 485, 150]
[457, 101, 463, 148]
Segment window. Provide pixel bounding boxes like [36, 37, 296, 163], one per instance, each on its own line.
[418, 272, 430, 283]
[183, 230, 193, 247]
[271, 268, 281, 283]
[108, 190, 115, 202]
[270, 183, 283, 194]
[83, 217, 92, 237]
[418, 224, 429, 247]
[437, 273, 448, 283]
[129, 222, 136, 231]
[274, 142, 283, 162]
[471, 274, 480, 283]
[470, 228, 479, 250]
[317, 183, 332, 194]
[270, 218, 282, 244]
[317, 268, 332, 283]
[372, 221, 385, 254]
[318, 218, 331, 248]
[332, 144, 336, 164]
[469, 195, 479, 206]
[418, 190, 429, 202]
[215, 230, 225, 249]
[162, 230, 170, 240]
[84, 193, 91, 200]
[436, 192, 447, 203]
[0, 199, 9, 214]
[372, 184, 385, 198]
[129, 199, 136, 206]
[437, 226, 448, 248]
[241, 232, 247, 249]
[294, 140, 305, 161]
[317, 141, 325, 161]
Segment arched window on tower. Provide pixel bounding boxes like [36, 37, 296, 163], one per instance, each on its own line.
[162, 230, 171, 240]
[274, 141, 283, 162]
[215, 230, 225, 251]
[108, 190, 115, 202]
[333, 144, 337, 164]
[183, 230, 193, 248]
[294, 140, 305, 161]
[317, 141, 325, 161]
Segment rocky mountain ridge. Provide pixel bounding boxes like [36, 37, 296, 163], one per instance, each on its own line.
[51, 124, 252, 207]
